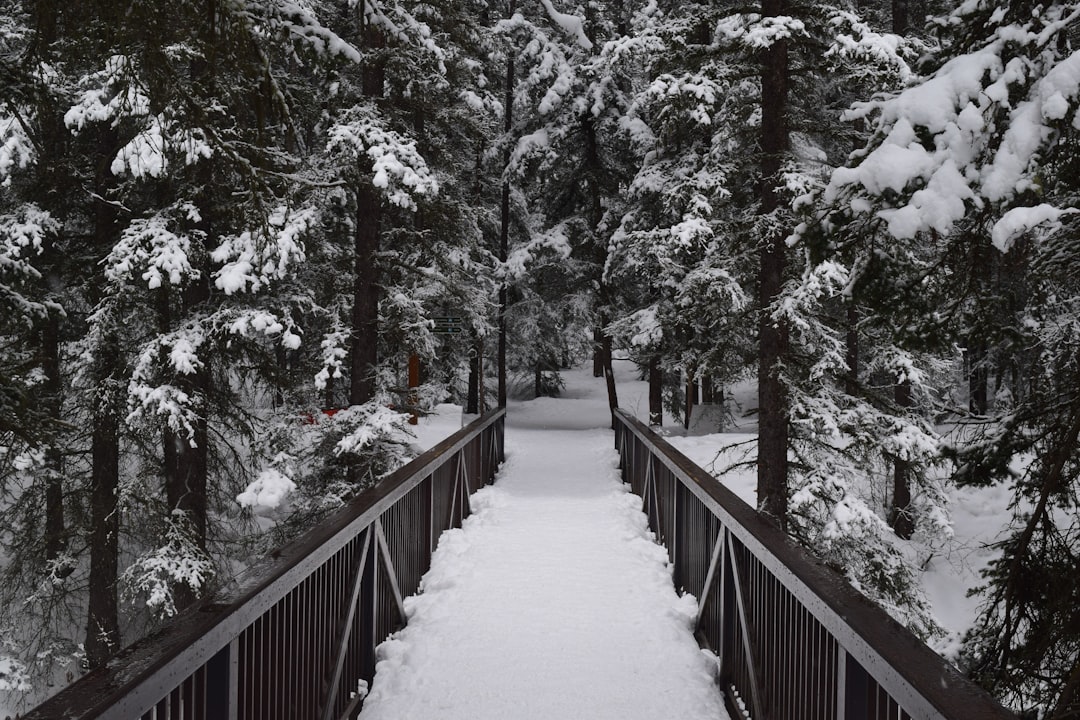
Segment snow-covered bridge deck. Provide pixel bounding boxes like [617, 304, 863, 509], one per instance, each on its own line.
[357, 398, 727, 720]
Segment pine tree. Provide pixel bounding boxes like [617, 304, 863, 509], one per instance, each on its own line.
[805, 0, 1080, 710]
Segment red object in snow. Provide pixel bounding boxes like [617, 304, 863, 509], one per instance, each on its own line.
[301, 408, 343, 425]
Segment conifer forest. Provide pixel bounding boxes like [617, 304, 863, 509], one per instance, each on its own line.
[2, 0, 1080, 716]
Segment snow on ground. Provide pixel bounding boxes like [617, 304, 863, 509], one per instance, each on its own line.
[358, 365, 728, 720]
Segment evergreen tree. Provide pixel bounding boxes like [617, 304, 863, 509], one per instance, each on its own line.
[807, 0, 1080, 710]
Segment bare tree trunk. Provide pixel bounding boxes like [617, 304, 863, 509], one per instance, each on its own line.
[968, 342, 989, 415]
[497, 0, 516, 408]
[846, 302, 859, 396]
[756, 0, 791, 529]
[351, 10, 385, 408]
[889, 380, 915, 539]
[86, 408, 120, 666]
[86, 136, 123, 667]
[886, 0, 914, 541]
[593, 327, 603, 378]
[350, 187, 380, 406]
[467, 337, 481, 414]
[892, 0, 909, 34]
[684, 369, 697, 431]
[601, 317, 619, 419]
[40, 308, 66, 566]
[648, 357, 663, 427]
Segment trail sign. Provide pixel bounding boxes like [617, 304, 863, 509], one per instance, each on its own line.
[432, 316, 463, 335]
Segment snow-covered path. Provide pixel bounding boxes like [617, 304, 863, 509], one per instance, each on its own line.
[358, 373, 728, 720]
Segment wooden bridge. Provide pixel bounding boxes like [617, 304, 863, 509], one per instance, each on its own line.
[25, 405, 1015, 720]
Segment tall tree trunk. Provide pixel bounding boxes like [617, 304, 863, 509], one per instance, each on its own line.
[968, 341, 989, 415]
[467, 336, 481, 414]
[40, 307, 66, 566]
[582, 102, 618, 415]
[86, 406, 120, 666]
[846, 302, 859, 395]
[601, 314, 619, 419]
[885, 0, 915, 541]
[890, 380, 915, 539]
[498, 10, 514, 408]
[86, 130, 122, 666]
[685, 368, 697, 431]
[167, 268, 212, 612]
[593, 327, 603, 378]
[756, 0, 791, 528]
[648, 357, 663, 427]
[350, 187, 380, 406]
[892, 0, 909, 34]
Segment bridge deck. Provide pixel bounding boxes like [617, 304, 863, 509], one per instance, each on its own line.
[357, 376, 729, 720]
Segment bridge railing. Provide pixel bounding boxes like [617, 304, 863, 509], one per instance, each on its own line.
[26, 407, 505, 720]
[613, 408, 1015, 720]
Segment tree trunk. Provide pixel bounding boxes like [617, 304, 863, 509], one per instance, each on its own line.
[890, 380, 915, 539]
[648, 357, 663, 427]
[498, 25, 514, 408]
[86, 408, 120, 667]
[684, 369, 697, 431]
[968, 341, 988, 415]
[601, 314, 619, 421]
[534, 361, 543, 398]
[756, 0, 791, 529]
[168, 271, 212, 612]
[350, 186, 380, 406]
[701, 374, 715, 404]
[892, 0, 909, 34]
[86, 134, 123, 667]
[40, 308, 66, 566]
[846, 302, 859, 396]
[593, 327, 604, 378]
[466, 337, 481, 414]
[351, 11, 385, 408]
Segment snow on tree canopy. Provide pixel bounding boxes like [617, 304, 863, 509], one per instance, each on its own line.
[237, 468, 296, 512]
[817, 7, 1080, 248]
[327, 109, 439, 210]
[0, 114, 35, 185]
[212, 205, 315, 295]
[539, 0, 593, 51]
[106, 208, 201, 290]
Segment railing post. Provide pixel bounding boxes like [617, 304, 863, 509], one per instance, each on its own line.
[837, 647, 870, 720]
[206, 639, 238, 720]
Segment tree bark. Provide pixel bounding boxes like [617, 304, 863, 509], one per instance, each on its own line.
[968, 341, 988, 415]
[350, 186, 380, 406]
[890, 380, 915, 539]
[40, 308, 66, 566]
[891, 0, 909, 34]
[498, 20, 514, 408]
[601, 317, 619, 419]
[648, 357, 663, 427]
[86, 129, 123, 666]
[685, 369, 697, 431]
[756, 0, 791, 529]
[466, 337, 481, 414]
[845, 302, 859, 396]
[86, 408, 120, 666]
[351, 7, 385, 408]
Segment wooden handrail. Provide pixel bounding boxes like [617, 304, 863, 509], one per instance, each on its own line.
[613, 408, 1015, 720]
[25, 407, 505, 720]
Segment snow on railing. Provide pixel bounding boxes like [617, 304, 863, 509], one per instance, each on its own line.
[612, 408, 1016, 720]
[24, 408, 505, 720]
